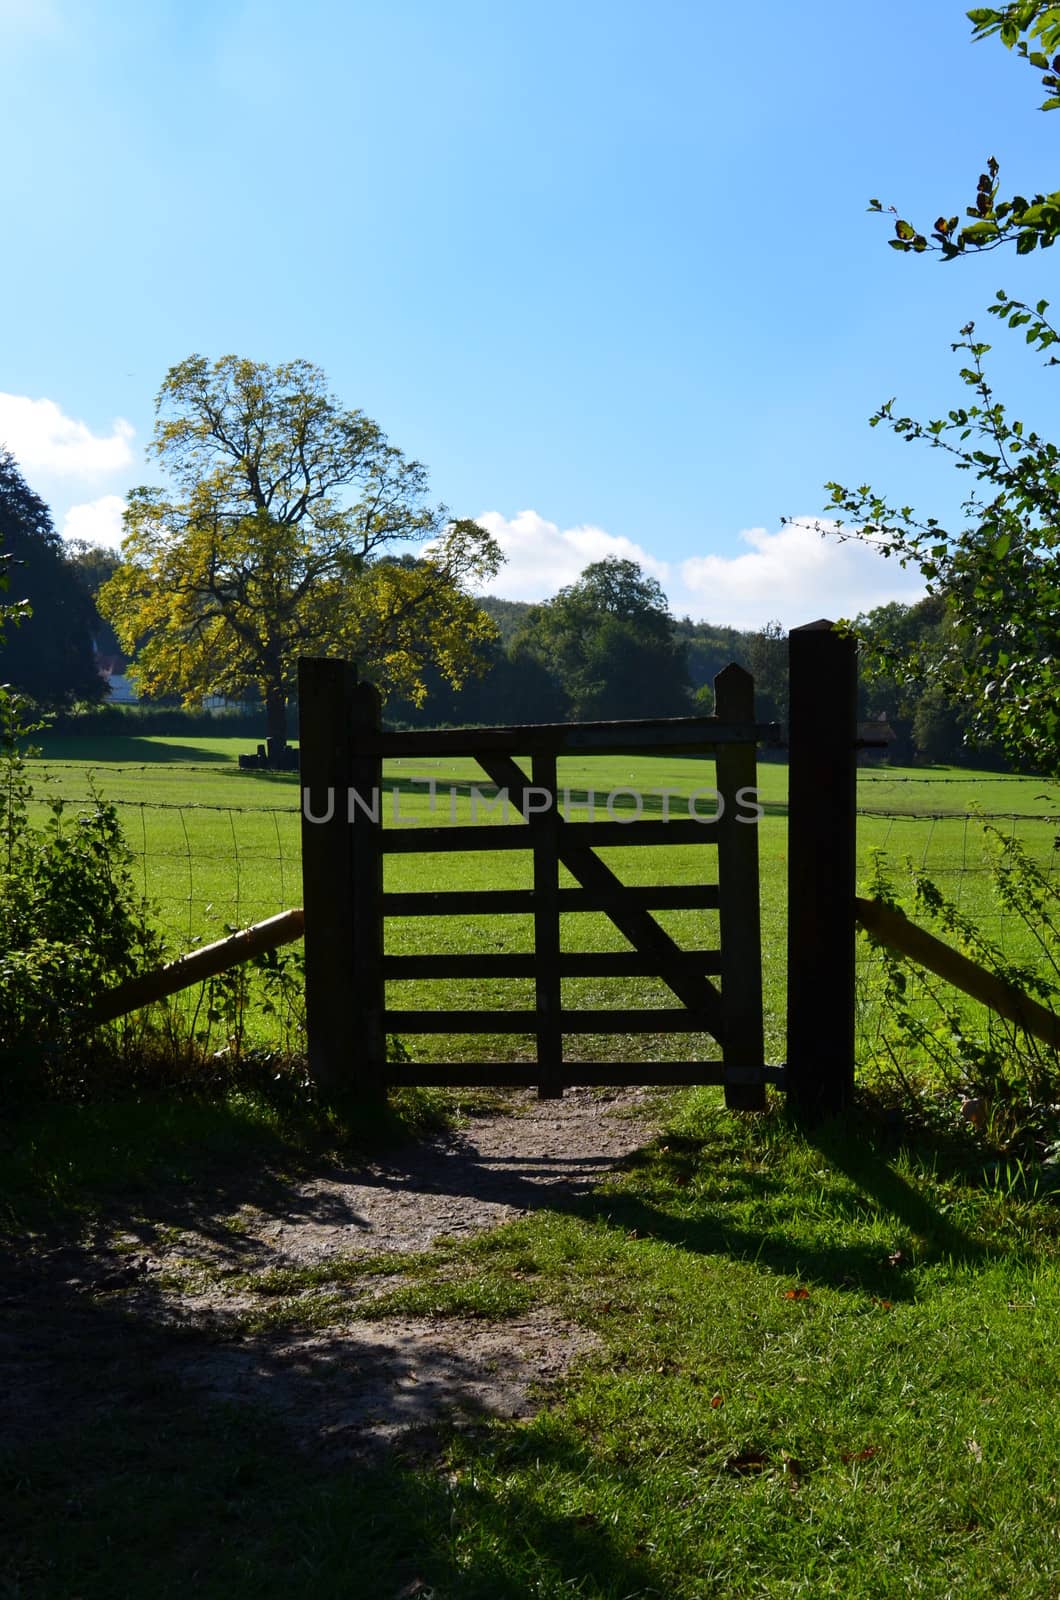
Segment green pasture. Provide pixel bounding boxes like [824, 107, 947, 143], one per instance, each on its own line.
[23, 735, 1060, 1068]
[8, 1096, 1060, 1599]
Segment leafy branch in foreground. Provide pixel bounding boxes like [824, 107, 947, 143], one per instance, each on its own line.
[871, 5, 1060, 257]
[824, 300, 1060, 773]
[870, 156, 1060, 260]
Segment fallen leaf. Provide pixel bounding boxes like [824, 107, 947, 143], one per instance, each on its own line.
[967, 1438, 984, 1464]
[841, 1446, 879, 1464]
[783, 1287, 810, 1300]
[725, 1450, 769, 1474]
[887, 1250, 905, 1268]
[710, 1392, 723, 1408]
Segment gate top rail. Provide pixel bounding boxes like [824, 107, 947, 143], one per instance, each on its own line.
[361, 714, 780, 760]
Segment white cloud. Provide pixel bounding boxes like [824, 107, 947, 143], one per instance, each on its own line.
[677, 519, 926, 630]
[473, 509, 671, 601]
[62, 495, 127, 550]
[0, 394, 134, 479]
[466, 508, 926, 629]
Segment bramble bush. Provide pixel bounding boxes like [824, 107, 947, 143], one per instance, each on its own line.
[860, 822, 1060, 1159]
[0, 565, 161, 1104]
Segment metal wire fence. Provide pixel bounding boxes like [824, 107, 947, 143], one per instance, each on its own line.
[50, 793, 303, 950]
[853, 775, 1060, 1070]
[45, 772, 1060, 1074]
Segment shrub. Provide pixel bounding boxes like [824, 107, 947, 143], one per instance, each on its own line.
[859, 825, 1060, 1156]
[0, 686, 162, 1104]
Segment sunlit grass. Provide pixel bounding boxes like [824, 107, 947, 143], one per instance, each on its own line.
[22, 738, 1060, 1070]
[7, 1095, 1060, 1598]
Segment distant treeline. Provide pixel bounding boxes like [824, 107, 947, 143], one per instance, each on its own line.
[35, 539, 1016, 771]
[386, 582, 1013, 771]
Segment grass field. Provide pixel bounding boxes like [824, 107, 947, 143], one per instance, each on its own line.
[6, 1093, 1060, 1598]
[7, 737, 1060, 1597]
[23, 733, 1060, 1069]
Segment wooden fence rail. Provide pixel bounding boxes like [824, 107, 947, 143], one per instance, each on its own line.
[856, 895, 1060, 1051]
[87, 909, 306, 1027]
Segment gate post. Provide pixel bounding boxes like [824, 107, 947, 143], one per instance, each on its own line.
[786, 620, 857, 1121]
[349, 676, 386, 1102]
[714, 664, 766, 1111]
[298, 657, 386, 1104]
[531, 752, 563, 1101]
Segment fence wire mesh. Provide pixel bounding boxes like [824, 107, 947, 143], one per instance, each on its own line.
[44, 793, 302, 950]
[853, 774, 1060, 1071]
[31, 763, 1060, 1076]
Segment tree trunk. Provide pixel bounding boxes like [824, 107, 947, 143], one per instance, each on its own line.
[266, 685, 287, 766]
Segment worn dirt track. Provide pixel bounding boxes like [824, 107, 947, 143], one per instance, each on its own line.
[2, 1087, 662, 1458]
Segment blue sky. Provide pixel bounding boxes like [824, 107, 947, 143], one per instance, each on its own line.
[2, 0, 1056, 628]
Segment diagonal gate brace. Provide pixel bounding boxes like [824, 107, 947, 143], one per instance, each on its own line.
[475, 752, 725, 1042]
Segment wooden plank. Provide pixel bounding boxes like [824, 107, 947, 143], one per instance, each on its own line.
[88, 909, 306, 1026]
[532, 752, 563, 1099]
[474, 752, 726, 1037]
[380, 818, 723, 853]
[350, 679, 387, 1102]
[298, 658, 359, 1100]
[382, 950, 723, 979]
[714, 664, 766, 1111]
[363, 716, 779, 759]
[786, 622, 858, 1121]
[385, 1009, 723, 1034]
[385, 1062, 786, 1087]
[382, 885, 721, 917]
[856, 895, 1060, 1050]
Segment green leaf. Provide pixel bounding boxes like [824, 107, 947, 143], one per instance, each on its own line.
[961, 220, 1000, 243]
[895, 219, 916, 241]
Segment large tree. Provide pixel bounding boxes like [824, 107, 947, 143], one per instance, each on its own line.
[64, 541, 125, 664]
[99, 356, 501, 760]
[511, 558, 692, 720]
[0, 451, 104, 709]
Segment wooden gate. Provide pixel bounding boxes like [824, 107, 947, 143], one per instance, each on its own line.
[298, 658, 782, 1109]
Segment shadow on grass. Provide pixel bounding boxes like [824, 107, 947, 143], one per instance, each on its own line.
[29, 735, 232, 765]
[0, 1092, 1032, 1595]
[306, 1112, 993, 1301]
[1, 1253, 666, 1600]
[5, 1089, 1009, 1320]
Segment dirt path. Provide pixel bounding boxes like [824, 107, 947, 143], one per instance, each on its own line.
[2, 1087, 662, 1459]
